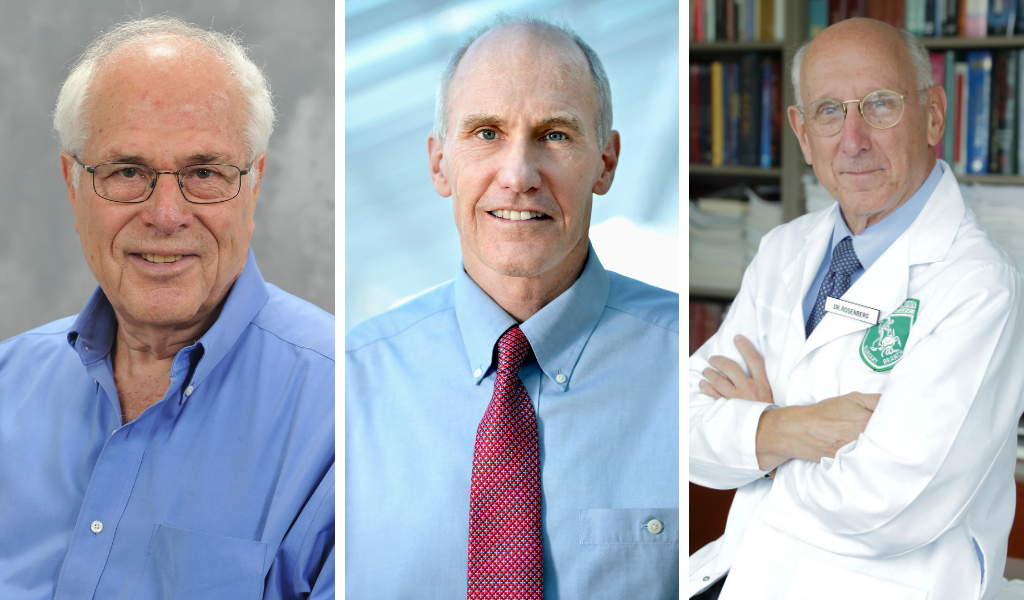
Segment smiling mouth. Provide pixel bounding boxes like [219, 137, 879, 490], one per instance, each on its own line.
[140, 253, 185, 264]
[489, 210, 548, 221]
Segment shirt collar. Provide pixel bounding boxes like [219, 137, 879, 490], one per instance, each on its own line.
[67, 247, 270, 390]
[454, 242, 610, 391]
[831, 160, 944, 269]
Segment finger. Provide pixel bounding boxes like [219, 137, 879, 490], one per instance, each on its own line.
[734, 335, 768, 382]
[698, 379, 724, 400]
[707, 355, 750, 389]
[702, 366, 737, 398]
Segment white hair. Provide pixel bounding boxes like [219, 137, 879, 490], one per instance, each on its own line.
[791, 25, 932, 109]
[55, 15, 275, 189]
[433, 14, 613, 148]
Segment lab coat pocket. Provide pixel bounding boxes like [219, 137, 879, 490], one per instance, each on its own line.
[783, 555, 927, 600]
[577, 508, 678, 600]
[132, 524, 267, 600]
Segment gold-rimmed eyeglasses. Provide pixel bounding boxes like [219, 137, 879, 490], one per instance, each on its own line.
[798, 88, 931, 137]
[73, 156, 251, 204]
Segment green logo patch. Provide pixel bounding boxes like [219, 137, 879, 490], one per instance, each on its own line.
[860, 298, 919, 372]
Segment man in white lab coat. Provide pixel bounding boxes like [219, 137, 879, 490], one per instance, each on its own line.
[689, 18, 1024, 600]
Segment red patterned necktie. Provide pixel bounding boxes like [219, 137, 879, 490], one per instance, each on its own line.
[467, 325, 542, 599]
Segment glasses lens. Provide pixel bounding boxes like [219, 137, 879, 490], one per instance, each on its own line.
[179, 165, 242, 203]
[862, 91, 904, 129]
[805, 100, 844, 136]
[92, 164, 156, 203]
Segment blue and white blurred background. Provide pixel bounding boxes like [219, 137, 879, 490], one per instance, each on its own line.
[345, 0, 679, 331]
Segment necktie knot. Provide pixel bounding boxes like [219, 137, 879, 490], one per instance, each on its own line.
[497, 326, 530, 376]
[829, 236, 862, 276]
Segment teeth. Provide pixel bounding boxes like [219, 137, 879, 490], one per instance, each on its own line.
[142, 253, 184, 263]
[491, 210, 543, 221]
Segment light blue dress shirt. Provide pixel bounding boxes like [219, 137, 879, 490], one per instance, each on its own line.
[0, 249, 334, 600]
[802, 161, 944, 323]
[346, 245, 679, 599]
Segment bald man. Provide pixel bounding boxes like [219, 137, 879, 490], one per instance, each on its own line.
[347, 15, 678, 600]
[689, 19, 1024, 600]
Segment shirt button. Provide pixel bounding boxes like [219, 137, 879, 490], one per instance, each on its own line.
[703, 576, 710, 582]
[185, 386, 194, 396]
[473, 369, 482, 379]
[90, 521, 103, 534]
[556, 374, 567, 384]
[646, 519, 663, 535]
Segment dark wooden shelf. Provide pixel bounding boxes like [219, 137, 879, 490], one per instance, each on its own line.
[688, 285, 739, 300]
[922, 35, 1024, 50]
[689, 41, 786, 53]
[958, 173, 1024, 185]
[689, 164, 782, 178]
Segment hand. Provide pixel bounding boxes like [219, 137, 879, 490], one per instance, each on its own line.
[756, 391, 881, 471]
[699, 335, 774, 404]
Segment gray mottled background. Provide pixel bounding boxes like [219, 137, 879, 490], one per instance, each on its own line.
[0, 0, 334, 342]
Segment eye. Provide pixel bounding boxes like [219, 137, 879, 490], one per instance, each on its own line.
[477, 129, 497, 140]
[194, 168, 213, 179]
[544, 131, 567, 141]
[116, 167, 140, 178]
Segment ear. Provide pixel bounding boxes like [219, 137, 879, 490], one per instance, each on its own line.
[248, 152, 267, 203]
[59, 151, 81, 232]
[591, 130, 621, 195]
[787, 106, 814, 165]
[427, 133, 451, 197]
[924, 85, 947, 148]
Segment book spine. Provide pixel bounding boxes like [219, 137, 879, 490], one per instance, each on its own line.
[760, 57, 773, 168]
[831, 0, 844, 25]
[691, 64, 702, 163]
[1018, 49, 1024, 174]
[741, 53, 762, 166]
[707, 0, 717, 42]
[729, 62, 742, 164]
[726, 0, 735, 40]
[850, 0, 866, 16]
[772, 57, 781, 166]
[989, 0, 1010, 34]
[989, 50, 1011, 172]
[955, 60, 968, 174]
[754, 0, 763, 40]
[719, 0, 728, 41]
[761, 0, 774, 39]
[945, 0, 961, 34]
[966, 51, 992, 174]
[908, 0, 924, 34]
[701, 64, 712, 163]
[746, 0, 756, 40]
[809, 0, 829, 36]
[936, 0, 946, 35]
[926, 0, 938, 33]
[944, 50, 957, 161]
[774, 0, 786, 39]
[711, 61, 724, 166]
[893, 0, 906, 27]
[966, 0, 988, 36]
[1000, 51, 1017, 172]
[695, 0, 706, 40]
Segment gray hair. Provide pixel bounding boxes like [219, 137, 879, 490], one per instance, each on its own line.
[433, 15, 613, 148]
[791, 26, 932, 109]
[54, 15, 275, 188]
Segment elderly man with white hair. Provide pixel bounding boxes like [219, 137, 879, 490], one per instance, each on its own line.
[689, 17, 1024, 600]
[0, 16, 333, 599]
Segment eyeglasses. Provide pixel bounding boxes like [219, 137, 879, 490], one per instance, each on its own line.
[74, 156, 251, 204]
[798, 88, 931, 137]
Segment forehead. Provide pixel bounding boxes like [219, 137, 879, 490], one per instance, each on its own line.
[448, 26, 597, 127]
[85, 37, 247, 159]
[801, 28, 909, 100]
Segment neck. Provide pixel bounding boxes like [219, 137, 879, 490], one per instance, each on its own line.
[463, 237, 590, 323]
[111, 302, 222, 371]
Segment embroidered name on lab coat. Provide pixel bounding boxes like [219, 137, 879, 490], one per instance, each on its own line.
[860, 298, 920, 372]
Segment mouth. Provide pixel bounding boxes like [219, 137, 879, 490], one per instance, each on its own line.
[488, 210, 549, 221]
[139, 253, 186, 264]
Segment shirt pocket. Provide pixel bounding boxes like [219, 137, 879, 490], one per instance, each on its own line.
[132, 524, 267, 600]
[783, 555, 927, 600]
[577, 508, 678, 600]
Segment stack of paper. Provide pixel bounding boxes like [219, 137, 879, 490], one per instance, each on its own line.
[690, 185, 748, 293]
[961, 184, 1024, 274]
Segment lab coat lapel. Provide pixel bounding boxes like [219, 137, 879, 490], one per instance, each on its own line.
[793, 164, 963, 366]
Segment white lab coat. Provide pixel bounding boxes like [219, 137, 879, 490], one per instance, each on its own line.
[689, 162, 1024, 600]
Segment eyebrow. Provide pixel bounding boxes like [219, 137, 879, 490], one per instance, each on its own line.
[457, 112, 588, 139]
[99, 152, 230, 165]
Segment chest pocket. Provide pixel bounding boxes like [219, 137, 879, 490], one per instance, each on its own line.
[132, 525, 266, 600]
[577, 508, 678, 600]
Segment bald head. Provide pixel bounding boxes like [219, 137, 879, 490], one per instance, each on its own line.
[434, 16, 612, 147]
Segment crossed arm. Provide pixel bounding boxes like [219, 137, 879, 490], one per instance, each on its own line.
[699, 334, 880, 472]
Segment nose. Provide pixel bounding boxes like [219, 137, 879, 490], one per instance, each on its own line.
[838, 102, 873, 155]
[494, 138, 542, 194]
[138, 172, 193, 235]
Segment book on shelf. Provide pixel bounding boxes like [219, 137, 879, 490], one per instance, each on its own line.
[690, 0, 786, 42]
[955, 59, 969, 174]
[1019, 48, 1024, 174]
[689, 300, 730, 356]
[809, 0, 829, 37]
[990, 49, 1017, 173]
[967, 50, 992, 174]
[805, 0, 1024, 36]
[944, 50, 956, 160]
[690, 54, 782, 168]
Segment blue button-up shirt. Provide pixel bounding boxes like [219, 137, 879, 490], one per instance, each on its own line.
[346, 245, 679, 599]
[802, 161, 944, 322]
[0, 249, 334, 600]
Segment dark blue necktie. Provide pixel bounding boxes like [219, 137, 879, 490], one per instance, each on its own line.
[805, 236, 862, 338]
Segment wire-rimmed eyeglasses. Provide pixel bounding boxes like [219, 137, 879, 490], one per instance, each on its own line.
[73, 156, 251, 204]
[798, 88, 931, 137]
